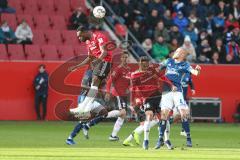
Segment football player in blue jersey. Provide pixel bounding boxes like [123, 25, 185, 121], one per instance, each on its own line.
[155, 47, 201, 149]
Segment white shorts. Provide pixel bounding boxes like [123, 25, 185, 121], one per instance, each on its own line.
[160, 91, 188, 111]
[78, 100, 102, 113]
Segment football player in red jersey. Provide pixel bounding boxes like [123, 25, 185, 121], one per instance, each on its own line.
[69, 26, 112, 117]
[129, 56, 175, 150]
[105, 51, 131, 141]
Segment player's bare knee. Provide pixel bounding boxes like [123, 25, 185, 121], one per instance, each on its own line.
[119, 109, 126, 118]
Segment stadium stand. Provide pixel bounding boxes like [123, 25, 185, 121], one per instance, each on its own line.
[41, 45, 59, 60]
[16, 14, 35, 29]
[1, 13, 17, 29]
[8, 44, 25, 60]
[25, 44, 42, 60]
[0, 44, 8, 60]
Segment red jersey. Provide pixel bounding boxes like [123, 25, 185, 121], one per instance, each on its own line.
[86, 32, 112, 62]
[106, 65, 131, 96]
[129, 66, 172, 106]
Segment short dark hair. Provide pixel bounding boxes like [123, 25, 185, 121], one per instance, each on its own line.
[139, 56, 149, 62]
[39, 64, 46, 69]
[122, 51, 129, 55]
[76, 25, 88, 33]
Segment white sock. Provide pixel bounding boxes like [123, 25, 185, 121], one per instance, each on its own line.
[164, 120, 171, 141]
[144, 120, 150, 141]
[134, 125, 144, 135]
[150, 119, 159, 128]
[107, 110, 120, 118]
[125, 134, 133, 142]
[79, 86, 98, 112]
[111, 117, 124, 137]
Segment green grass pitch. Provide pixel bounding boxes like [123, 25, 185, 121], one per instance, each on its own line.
[0, 121, 240, 160]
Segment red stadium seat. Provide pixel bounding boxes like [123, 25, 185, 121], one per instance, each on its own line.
[50, 16, 67, 30]
[25, 45, 43, 60]
[61, 30, 79, 45]
[8, 0, 24, 14]
[22, 0, 39, 15]
[115, 24, 127, 37]
[38, 0, 55, 15]
[32, 30, 47, 45]
[70, 0, 87, 13]
[1, 14, 17, 29]
[33, 15, 51, 30]
[45, 30, 63, 45]
[16, 14, 34, 29]
[57, 45, 75, 60]
[54, 0, 71, 16]
[7, 44, 25, 60]
[41, 45, 59, 60]
[0, 44, 9, 60]
[73, 44, 88, 56]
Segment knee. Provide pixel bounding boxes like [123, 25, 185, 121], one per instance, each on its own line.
[161, 111, 168, 120]
[119, 109, 126, 118]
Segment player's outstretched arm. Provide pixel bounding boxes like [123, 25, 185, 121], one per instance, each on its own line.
[68, 56, 91, 72]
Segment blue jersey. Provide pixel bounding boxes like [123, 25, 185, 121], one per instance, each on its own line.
[161, 58, 193, 92]
[181, 72, 194, 100]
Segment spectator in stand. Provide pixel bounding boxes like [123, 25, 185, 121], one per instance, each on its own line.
[226, 37, 240, 64]
[68, 7, 88, 30]
[163, 9, 173, 29]
[119, 0, 134, 25]
[216, 0, 229, 17]
[169, 38, 179, 51]
[213, 12, 225, 35]
[212, 38, 227, 63]
[173, 11, 189, 33]
[151, 35, 169, 61]
[185, 0, 206, 20]
[183, 23, 198, 47]
[169, 24, 184, 44]
[172, 0, 185, 13]
[203, 0, 217, 16]
[188, 10, 202, 31]
[225, 13, 239, 30]
[145, 9, 161, 37]
[131, 0, 147, 22]
[0, 0, 15, 13]
[230, 0, 240, 20]
[106, 0, 125, 24]
[211, 51, 220, 64]
[142, 38, 152, 54]
[0, 21, 16, 44]
[202, 12, 214, 36]
[197, 38, 212, 59]
[232, 28, 240, 45]
[34, 64, 49, 120]
[225, 54, 235, 64]
[149, 0, 166, 16]
[15, 20, 33, 45]
[197, 30, 211, 46]
[182, 35, 196, 63]
[129, 20, 145, 43]
[154, 20, 170, 43]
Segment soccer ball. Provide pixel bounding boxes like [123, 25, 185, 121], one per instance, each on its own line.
[93, 6, 106, 19]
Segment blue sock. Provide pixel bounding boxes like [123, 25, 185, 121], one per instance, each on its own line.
[181, 122, 184, 132]
[70, 122, 83, 139]
[182, 118, 191, 138]
[159, 120, 167, 139]
[87, 116, 104, 127]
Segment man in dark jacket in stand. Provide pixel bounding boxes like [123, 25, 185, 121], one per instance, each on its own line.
[34, 64, 48, 120]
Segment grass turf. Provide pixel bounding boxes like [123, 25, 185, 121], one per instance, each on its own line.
[0, 121, 239, 160]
